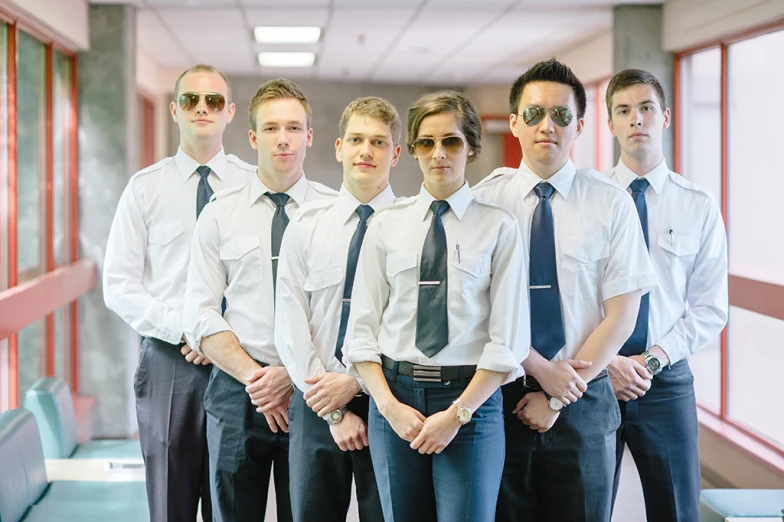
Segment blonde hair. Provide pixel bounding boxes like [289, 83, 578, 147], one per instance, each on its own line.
[407, 90, 483, 162]
[248, 78, 312, 131]
[338, 97, 402, 146]
[174, 64, 232, 101]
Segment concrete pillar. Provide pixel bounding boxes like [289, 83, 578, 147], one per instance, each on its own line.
[612, 4, 673, 166]
[78, 4, 139, 437]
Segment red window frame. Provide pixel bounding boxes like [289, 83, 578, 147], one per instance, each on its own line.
[673, 19, 784, 467]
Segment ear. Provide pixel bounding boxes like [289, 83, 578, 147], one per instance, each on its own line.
[662, 107, 672, 131]
[306, 127, 314, 148]
[608, 115, 618, 138]
[390, 144, 402, 167]
[335, 138, 343, 163]
[509, 113, 520, 138]
[248, 129, 258, 151]
[226, 102, 236, 124]
[169, 101, 178, 122]
[574, 117, 585, 139]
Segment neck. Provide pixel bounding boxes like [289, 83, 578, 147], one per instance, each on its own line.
[180, 139, 222, 166]
[424, 179, 464, 201]
[257, 167, 302, 194]
[523, 156, 567, 180]
[343, 177, 389, 204]
[621, 151, 663, 177]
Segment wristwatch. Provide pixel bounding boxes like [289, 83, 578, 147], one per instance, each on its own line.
[543, 391, 564, 412]
[452, 398, 472, 425]
[642, 350, 663, 376]
[325, 406, 349, 425]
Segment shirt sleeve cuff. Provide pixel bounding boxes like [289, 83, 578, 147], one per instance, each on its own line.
[159, 309, 184, 345]
[477, 343, 525, 385]
[190, 313, 233, 354]
[602, 272, 658, 301]
[343, 339, 382, 382]
[654, 335, 687, 367]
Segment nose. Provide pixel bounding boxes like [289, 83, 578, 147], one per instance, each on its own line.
[359, 140, 373, 158]
[632, 108, 643, 127]
[539, 111, 556, 133]
[432, 139, 448, 159]
[277, 129, 289, 148]
[195, 95, 209, 115]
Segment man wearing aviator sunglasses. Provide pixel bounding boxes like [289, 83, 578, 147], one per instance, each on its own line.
[474, 58, 657, 522]
[104, 64, 254, 522]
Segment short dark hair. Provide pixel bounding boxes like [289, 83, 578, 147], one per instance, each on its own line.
[508, 58, 586, 119]
[606, 69, 667, 118]
[407, 90, 483, 163]
[248, 78, 312, 131]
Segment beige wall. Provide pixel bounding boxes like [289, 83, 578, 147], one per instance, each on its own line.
[0, 0, 88, 50]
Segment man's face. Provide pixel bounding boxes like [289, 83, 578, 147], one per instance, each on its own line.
[335, 114, 400, 190]
[608, 83, 670, 160]
[170, 71, 235, 143]
[249, 98, 312, 179]
[510, 81, 584, 175]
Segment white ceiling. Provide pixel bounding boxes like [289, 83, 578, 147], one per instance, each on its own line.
[94, 0, 654, 85]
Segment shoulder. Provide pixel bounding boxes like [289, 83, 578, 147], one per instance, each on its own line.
[574, 167, 630, 202]
[210, 180, 251, 204]
[472, 167, 519, 192]
[472, 196, 519, 225]
[668, 172, 719, 206]
[372, 196, 417, 223]
[128, 157, 175, 187]
[307, 179, 339, 198]
[225, 154, 257, 174]
[290, 198, 335, 224]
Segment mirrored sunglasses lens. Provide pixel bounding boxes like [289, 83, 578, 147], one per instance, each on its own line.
[442, 136, 465, 154]
[552, 108, 573, 127]
[413, 138, 436, 154]
[205, 94, 226, 112]
[523, 108, 545, 126]
[178, 93, 199, 110]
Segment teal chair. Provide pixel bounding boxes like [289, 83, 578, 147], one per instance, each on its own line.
[24, 377, 141, 460]
[700, 488, 784, 521]
[0, 408, 148, 522]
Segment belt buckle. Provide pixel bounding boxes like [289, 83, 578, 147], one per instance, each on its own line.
[412, 365, 442, 383]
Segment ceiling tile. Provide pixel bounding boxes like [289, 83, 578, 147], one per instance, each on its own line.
[244, 7, 331, 27]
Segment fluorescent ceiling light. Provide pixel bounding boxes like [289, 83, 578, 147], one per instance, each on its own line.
[258, 52, 316, 68]
[254, 26, 321, 44]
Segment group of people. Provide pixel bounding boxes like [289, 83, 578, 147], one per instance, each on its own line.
[103, 57, 728, 522]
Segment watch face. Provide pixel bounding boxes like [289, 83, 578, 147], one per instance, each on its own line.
[456, 408, 471, 424]
[647, 357, 662, 373]
[549, 397, 564, 411]
[328, 409, 343, 424]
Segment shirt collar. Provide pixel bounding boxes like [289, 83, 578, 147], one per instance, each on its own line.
[516, 158, 576, 200]
[615, 157, 669, 195]
[415, 181, 473, 222]
[175, 146, 227, 181]
[248, 171, 309, 207]
[337, 183, 396, 224]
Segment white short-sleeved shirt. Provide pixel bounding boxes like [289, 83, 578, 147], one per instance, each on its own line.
[103, 147, 255, 344]
[607, 159, 728, 365]
[183, 173, 337, 364]
[344, 182, 530, 383]
[275, 184, 398, 392]
[473, 159, 658, 362]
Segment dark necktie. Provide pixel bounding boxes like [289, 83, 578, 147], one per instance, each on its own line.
[620, 178, 650, 356]
[265, 192, 291, 295]
[334, 204, 374, 363]
[196, 166, 214, 218]
[415, 200, 450, 357]
[530, 183, 566, 360]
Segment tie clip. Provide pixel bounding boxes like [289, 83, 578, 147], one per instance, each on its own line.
[529, 285, 552, 290]
[271, 256, 279, 261]
[342, 298, 351, 303]
[419, 281, 441, 286]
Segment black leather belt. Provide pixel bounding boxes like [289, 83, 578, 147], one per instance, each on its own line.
[381, 355, 476, 383]
[521, 369, 608, 391]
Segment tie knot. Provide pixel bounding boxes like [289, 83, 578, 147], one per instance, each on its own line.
[355, 204, 374, 222]
[265, 192, 290, 208]
[630, 178, 650, 194]
[533, 183, 555, 200]
[430, 200, 450, 217]
[196, 166, 211, 179]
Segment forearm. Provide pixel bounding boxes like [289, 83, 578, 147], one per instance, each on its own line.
[354, 361, 397, 415]
[455, 369, 507, 412]
[200, 330, 263, 384]
[521, 349, 549, 381]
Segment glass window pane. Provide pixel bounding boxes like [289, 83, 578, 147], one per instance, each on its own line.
[727, 30, 784, 285]
[598, 79, 615, 172]
[571, 85, 596, 170]
[689, 336, 721, 411]
[727, 306, 784, 445]
[17, 30, 46, 273]
[53, 51, 71, 266]
[54, 305, 71, 384]
[679, 48, 721, 202]
[18, 319, 43, 398]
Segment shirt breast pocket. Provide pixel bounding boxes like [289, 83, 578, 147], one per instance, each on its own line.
[304, 265, 344, 319]
[657, 232, 699, 274]
[560, 238, 610, 302]
[449, 252, 491, 317]
[385, 252, 419, 318]
[148, 220, 184, 246]
[219, 236, 262, 289]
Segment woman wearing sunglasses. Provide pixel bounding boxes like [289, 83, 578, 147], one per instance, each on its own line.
[342, 90, 530, 522]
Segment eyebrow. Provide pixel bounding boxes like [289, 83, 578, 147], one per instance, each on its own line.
[347, 133, 389, 139]
[416, 132, 460, 138]
[614, 100, 656, 109]
[260, 120, 305, 126]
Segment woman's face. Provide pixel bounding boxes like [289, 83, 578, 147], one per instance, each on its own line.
[412, 111, 473, 197]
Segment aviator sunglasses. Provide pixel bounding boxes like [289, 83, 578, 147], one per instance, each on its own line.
[177, 92, 227, 112]
[409, 136, 466, 156]
[519, 106, 574, 127]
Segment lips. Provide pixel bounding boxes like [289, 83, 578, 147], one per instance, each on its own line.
[630, 133, 647, 138]
[354, 162, 375, 168]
